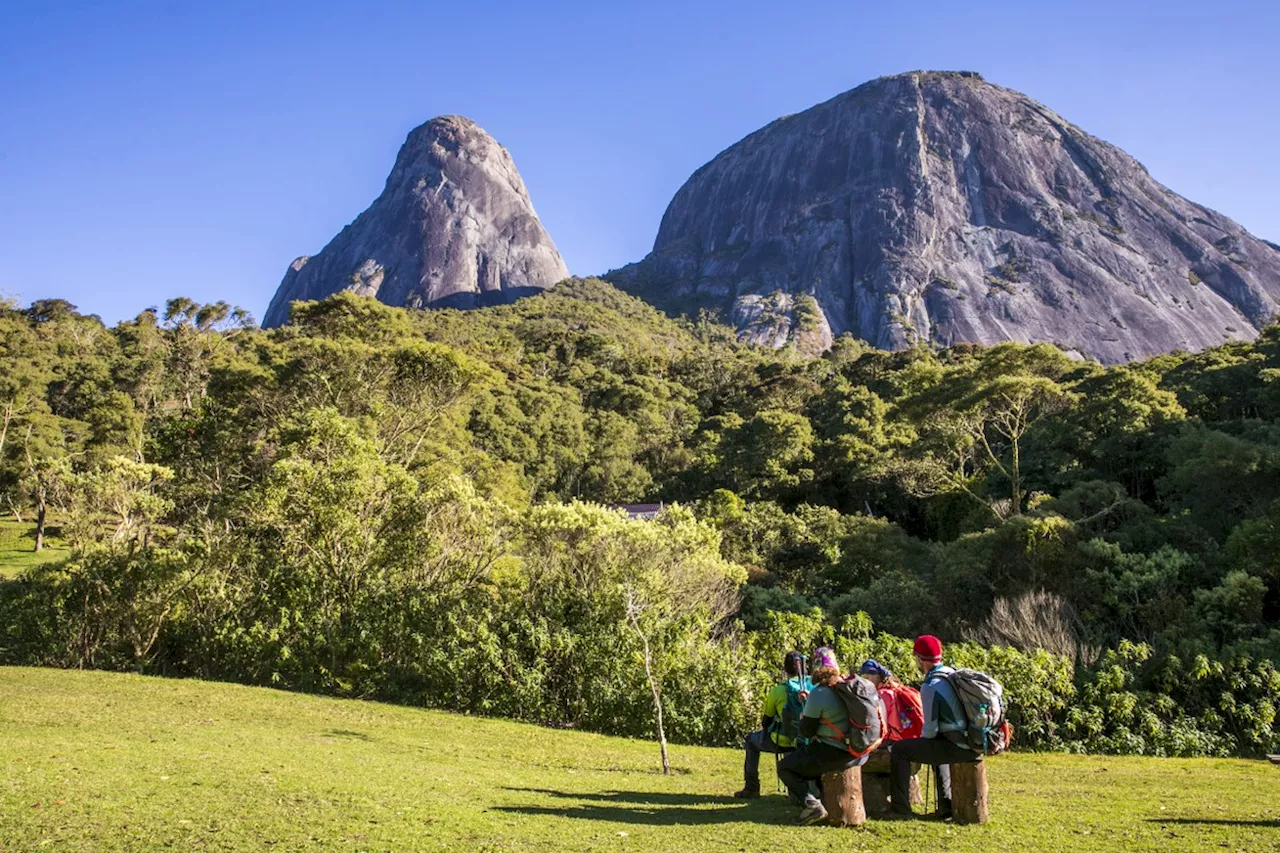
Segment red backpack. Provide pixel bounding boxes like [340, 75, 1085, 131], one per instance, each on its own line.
[884, 684, 925, 741]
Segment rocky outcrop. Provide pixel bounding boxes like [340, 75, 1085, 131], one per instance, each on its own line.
[609, 71, 1280, 362]
[264, 116, 568, 327]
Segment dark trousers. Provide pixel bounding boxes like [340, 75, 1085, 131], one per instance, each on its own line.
[889, 736, 980, 815]
[777, 742, 869, 804]
[742, 729, 786, 783]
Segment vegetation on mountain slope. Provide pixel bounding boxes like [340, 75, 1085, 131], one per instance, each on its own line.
[2, 280, 1279, 756]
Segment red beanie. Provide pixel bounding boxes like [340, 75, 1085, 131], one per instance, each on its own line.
[913, 635, 943, 661]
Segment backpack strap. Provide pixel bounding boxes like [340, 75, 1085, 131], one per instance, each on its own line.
[820, 703, 886, 759]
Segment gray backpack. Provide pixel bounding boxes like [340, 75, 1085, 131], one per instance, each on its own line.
[829, 675, 885, 757]
[945, 669, 1012, 754]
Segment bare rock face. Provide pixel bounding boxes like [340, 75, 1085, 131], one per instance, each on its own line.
[609, 71, 1280, 362]
[264, 116, 568, 327]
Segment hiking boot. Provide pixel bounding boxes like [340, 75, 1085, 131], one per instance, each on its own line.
[733, 782, 761, 799]
[797, 797, 829, 826]
[880, 809, 920, 821]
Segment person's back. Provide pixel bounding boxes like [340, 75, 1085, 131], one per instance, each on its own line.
[858, 658, 921, 742]
[772, 674, 813, 746]
[920, 664, 968, 744]
[801, 682, 850, 751]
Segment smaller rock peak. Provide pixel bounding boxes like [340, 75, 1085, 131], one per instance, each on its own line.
[399, 115, 491, 148]
[424, 114, 481, 133]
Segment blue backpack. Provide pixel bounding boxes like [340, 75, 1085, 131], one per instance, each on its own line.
[771, 675, 813, 742]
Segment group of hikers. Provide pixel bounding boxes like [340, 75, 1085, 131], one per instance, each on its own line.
[735, 634, 1009, 825]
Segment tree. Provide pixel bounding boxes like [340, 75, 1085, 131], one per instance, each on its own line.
[18, 414, 83, 550]
[521, 503, 744, 771]
[957, 373, 1075, 515]
[716, 409, 815, 499]
[898, 345, 1076, 517]
[161, 298, 253, 409]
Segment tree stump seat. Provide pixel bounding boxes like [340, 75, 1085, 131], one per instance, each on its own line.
[820, 766, 866, 827]
[860, 749, 922, 815]
[949, 759, 989, 825]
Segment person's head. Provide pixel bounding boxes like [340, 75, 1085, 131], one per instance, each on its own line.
[859, 658, 893, 687]
[782, 650, 806, 678]
[812, 647, 838, 670]
[913, 635, 943, 674]
[811, 647, 841, 686]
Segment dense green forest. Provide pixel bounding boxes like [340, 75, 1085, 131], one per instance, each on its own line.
[1, 279, 1278, 757]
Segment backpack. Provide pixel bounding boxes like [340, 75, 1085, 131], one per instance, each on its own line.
[770, 676, 812, 742]
[885, 684, 924, 741]
[944, 669, 1014, 755]
[827, 676, 886, 757]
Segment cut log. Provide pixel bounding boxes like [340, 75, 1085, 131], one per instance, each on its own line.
[950, 760, 988, 825]
[862, 750, 892, 775]
[862, 771, 922, 814]
[821, 766, 866, 828]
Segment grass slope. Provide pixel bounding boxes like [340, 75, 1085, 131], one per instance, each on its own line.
[0, 520, 67, 578]
[1, 667, 1276, 852]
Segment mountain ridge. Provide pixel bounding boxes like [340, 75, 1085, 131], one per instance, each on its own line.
[607, 70, 1280, 362]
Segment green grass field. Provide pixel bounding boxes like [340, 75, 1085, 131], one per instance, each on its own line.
[0, 519, 68, 578]
[1, 667, 1276, 852]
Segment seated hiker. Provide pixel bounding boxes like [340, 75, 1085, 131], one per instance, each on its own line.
[859, 659, 924, 743]
[776, 647, 883, 825]
[887, 635, 981, 820]
[735, 650, 810, 799]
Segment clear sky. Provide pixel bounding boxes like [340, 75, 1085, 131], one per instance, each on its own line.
[2, 0, 1278, 325]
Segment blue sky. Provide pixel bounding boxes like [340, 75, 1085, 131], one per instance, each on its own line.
[2, 0, 1278, 325]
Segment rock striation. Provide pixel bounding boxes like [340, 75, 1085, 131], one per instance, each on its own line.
[264, 116, 568, 327]
[608, 71, 1280, 362]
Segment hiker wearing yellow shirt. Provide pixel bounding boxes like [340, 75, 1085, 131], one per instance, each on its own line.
[734, 651, 811, 799]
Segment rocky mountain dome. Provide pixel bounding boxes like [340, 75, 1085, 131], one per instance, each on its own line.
[608, 71, 1280, 362]
[264, 116, 568, 327]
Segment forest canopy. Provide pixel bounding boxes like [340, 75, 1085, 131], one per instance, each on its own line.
[2, 279, 1278, 758]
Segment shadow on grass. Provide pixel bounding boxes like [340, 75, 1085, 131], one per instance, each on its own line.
[1147, 818, 1280, 828]
[323, 729, 374, 741]
[497, 788, 790, 826]
[505, 787, 739, 806]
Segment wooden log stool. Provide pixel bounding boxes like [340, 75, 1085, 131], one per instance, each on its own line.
[949, 759, 988, 825]
[820, 765, 866, 828]
[859, 749, 922, 815]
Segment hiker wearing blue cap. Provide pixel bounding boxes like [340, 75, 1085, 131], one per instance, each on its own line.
[859, 659, 924, 743]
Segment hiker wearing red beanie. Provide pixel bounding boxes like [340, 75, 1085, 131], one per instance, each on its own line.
[913, 634, 943, 663]
[884, 635, 982, 821]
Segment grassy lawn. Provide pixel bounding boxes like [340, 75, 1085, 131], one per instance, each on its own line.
[0, 519, 68, 578]
[1, 667, 1276, 852]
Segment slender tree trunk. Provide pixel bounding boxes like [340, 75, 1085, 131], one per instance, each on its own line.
[0, 403, 11, 460]
[1011, 437, 1021, 515]
[637, 630, 670, 774]
[34, 493, 46, 552]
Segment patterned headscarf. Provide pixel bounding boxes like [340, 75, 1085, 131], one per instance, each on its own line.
[812, 647, 839, 670]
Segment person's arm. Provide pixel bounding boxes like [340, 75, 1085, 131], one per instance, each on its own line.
[760, 685, 781, 732]
[798, 690, 821, 740]
[798, 716, 819, 739]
